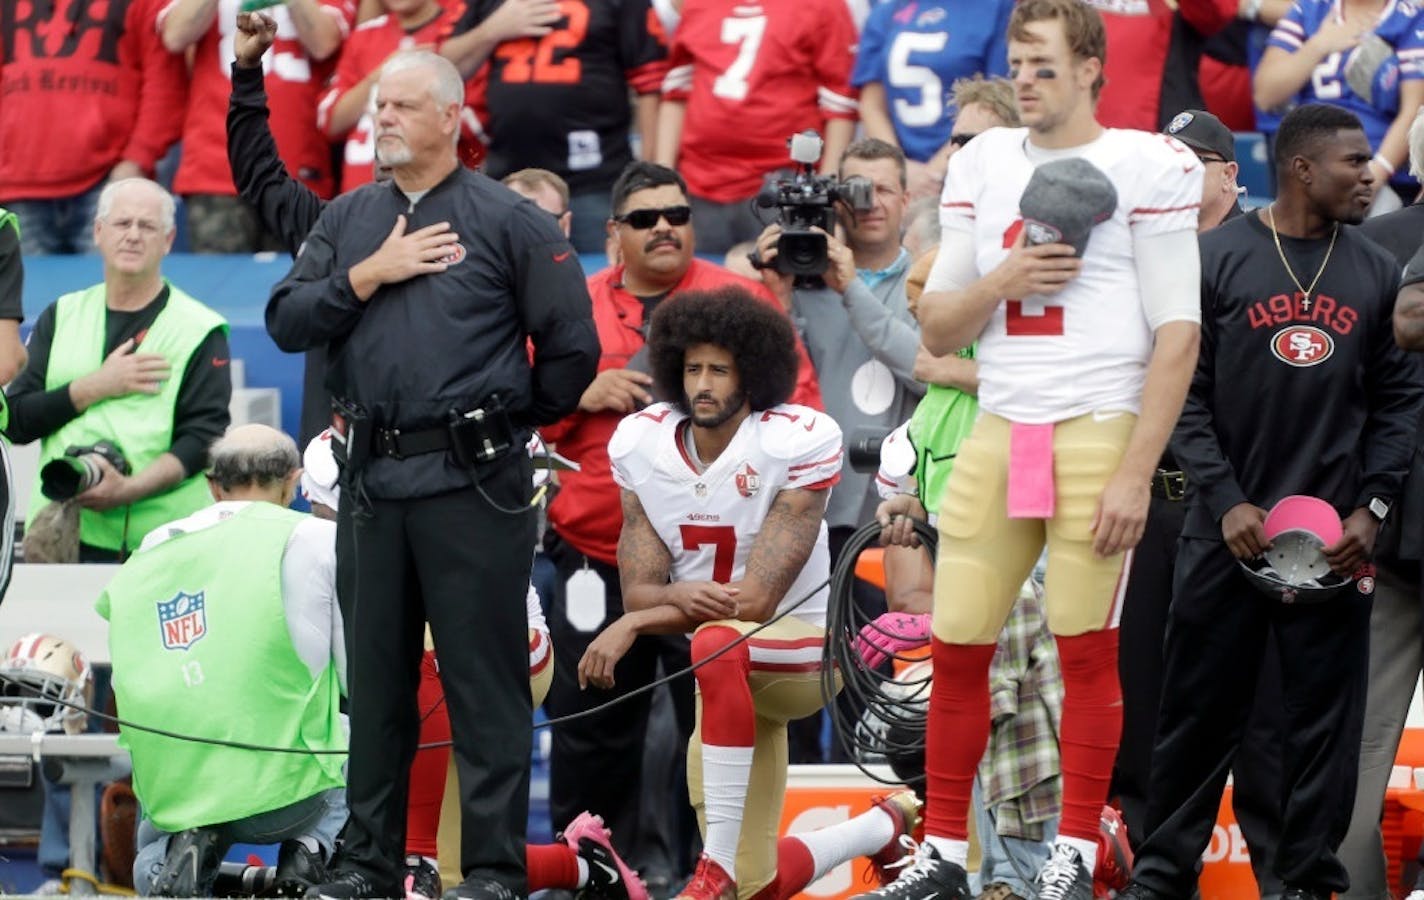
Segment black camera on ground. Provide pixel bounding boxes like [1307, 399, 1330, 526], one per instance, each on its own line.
[753, 131, 874, 280]
[39, 441, 130, 501]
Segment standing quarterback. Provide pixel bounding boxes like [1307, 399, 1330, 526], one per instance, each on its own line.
[854, 1, 1202, 898]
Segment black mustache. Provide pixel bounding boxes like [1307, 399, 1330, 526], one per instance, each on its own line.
[645, 235, 681, 252]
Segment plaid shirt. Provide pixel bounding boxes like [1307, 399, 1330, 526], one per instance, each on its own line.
[977, 577, 1063, 841]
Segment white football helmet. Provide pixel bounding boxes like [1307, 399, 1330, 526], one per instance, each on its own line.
[854, 657, 932, 765]
[0, 633, 93, 734]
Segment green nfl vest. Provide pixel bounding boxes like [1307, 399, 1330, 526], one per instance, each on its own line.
[911, 346, 980, 519]
[29, 282, 227, 552]
[95, 504, 346, 832]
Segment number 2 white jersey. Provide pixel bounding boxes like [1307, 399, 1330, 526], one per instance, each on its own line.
[609, 403, 843, 628]
[939, 126, 1202, 424]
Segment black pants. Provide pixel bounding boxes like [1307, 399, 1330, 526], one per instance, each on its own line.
[339, 467, 536, 894]
[1133, 538, 1371, 898]
[542, 530, 695, 867]
[1112, 498, 1285, 895]
[1113, 495, 1185, 844]
[1230, 645, 1287, 898]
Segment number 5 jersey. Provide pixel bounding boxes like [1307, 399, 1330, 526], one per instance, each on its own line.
[608, 402, 843, 628]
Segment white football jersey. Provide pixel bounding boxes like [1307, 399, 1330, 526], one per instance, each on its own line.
[609, 402, 843, 628]
[940, 127, 1202, 424]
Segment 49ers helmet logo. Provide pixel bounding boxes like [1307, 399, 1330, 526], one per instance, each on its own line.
[1270, 325, 1333, 367]
[437, 243, 467, 266]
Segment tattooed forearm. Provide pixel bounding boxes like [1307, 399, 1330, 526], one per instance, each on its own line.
[740, 488, 827, 618]
[618, 489, 673, 609]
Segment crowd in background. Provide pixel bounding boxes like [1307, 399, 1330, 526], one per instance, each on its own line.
[6, 0, 1424, 260]
[6, 1, 1424, 900]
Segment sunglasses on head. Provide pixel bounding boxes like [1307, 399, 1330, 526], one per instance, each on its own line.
[948, 132, 979, 147]
[613, 205, 692, 229]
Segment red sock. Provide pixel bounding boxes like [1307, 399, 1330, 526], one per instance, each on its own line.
[526, 843, 579, 891]
[406, 651, 449, 858]
[1055, 629, 1122, 841]
[690, 626, 755, 745]
[924, 638, 996, 841]
[768, 836, 816, 899]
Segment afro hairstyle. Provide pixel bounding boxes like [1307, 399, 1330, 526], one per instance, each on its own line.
[647, 287, 801, 414]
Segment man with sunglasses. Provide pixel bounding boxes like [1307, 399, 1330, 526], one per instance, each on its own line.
[1165, 110, 1244, 231]
[538, 161, 823, 892]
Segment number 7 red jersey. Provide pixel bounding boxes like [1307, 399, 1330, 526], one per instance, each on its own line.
[661, 0, 858, 202]
[609, 402, 842, 627]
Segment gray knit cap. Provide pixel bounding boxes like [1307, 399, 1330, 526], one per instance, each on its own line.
[1018, 158, 1118, 258]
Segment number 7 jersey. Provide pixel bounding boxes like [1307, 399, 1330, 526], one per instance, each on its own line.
[660, 0, 859, 202]
[939, 126, 1202, 425]
[609, 402, 843, 627]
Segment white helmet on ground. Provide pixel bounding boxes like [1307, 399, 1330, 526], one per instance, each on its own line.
[0, 633, 93, 734]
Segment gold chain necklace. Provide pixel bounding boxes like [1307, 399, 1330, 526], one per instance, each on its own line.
[1266, 204, 1337, 312]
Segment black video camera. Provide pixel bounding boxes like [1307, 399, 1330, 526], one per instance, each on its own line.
[753, 131, 874, 283]
[39, 441, 130, 502]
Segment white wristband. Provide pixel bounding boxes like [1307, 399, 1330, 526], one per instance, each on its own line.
[1373, 153, 1397, 176]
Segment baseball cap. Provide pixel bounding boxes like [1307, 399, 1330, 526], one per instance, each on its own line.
[1018, 158, 1118, 258]
[1164, 109, 1235, 163]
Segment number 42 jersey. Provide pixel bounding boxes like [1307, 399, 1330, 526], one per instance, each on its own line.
[609, 402, 843, 628]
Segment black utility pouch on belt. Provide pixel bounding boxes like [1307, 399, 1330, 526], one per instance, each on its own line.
[448, 400, 516, 469]
[330, 396, 372, 475]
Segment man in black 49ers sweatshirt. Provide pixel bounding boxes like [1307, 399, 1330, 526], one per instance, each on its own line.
[1126, 104, 1424, 900]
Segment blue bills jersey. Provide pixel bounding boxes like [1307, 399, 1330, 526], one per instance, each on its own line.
[851, 0, 1013, 162]
[1267, 0, 1424, 150]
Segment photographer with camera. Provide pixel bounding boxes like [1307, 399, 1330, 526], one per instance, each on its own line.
[754, 138, 923, 758]
[6, 178, 231, 564]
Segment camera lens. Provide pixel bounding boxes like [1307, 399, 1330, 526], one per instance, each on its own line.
[776, 230, 828, 276]
[39, 456, 102, 502]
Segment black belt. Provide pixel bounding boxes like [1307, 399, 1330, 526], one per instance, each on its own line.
[1151, 469, 1186, 501]
[371, 425, 449, 460]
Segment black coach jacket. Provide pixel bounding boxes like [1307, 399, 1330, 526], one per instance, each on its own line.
[266, 166, 599, 499]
